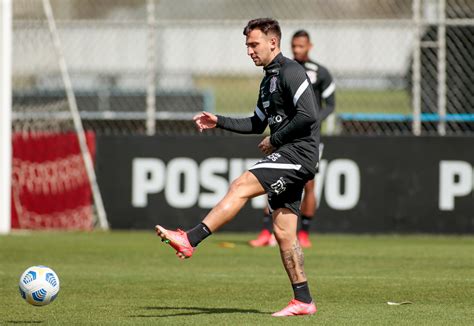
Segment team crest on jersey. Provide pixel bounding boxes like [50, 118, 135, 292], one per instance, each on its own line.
[269, 76, 278, 93]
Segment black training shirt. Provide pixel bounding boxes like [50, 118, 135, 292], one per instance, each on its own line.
[297, 59, 336, 121]
[216, 53, 320, 174]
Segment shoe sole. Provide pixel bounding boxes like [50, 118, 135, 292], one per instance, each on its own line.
[272, 310, 316, 317]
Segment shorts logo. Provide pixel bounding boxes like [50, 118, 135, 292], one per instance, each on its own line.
[267, 152, 281, 162]
[269, 76, 277, 93]
[271, 177, 287, 195]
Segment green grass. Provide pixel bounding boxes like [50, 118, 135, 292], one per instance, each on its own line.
[1, 232, 473, 325]
[195, 76, 411, 115]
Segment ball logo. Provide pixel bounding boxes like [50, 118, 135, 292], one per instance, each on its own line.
[271, 177, 287, 195]
[22, 271, 36, 284]
[46, 273, 58, 287]
[32, 288, 47, 302]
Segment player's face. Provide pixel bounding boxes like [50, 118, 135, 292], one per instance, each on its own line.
[246, 29, 277, 67]
[291, 36, 312, 62]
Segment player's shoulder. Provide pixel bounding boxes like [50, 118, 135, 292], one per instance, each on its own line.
[307, 59, 331, 75]
[280, 56, 307, 79]
[303, 60, 319, 72]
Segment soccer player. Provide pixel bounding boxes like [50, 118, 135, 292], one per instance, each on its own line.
[249, 29, 336, 248]
[155, 18, 319, 317]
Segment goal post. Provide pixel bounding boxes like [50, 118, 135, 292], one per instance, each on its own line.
[0, 0, 12, 235]
[41, 0, 109, 230]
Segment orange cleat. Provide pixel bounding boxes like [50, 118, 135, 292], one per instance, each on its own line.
[298, 230, 312, 248]
[272, 299, 317, 317]
[155, 225, 194, 259]
[249, 229, 274, 247]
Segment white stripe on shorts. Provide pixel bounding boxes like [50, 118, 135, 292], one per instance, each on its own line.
[249, 163, 302, 171]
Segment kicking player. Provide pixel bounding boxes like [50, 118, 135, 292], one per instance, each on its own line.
[155, 18, 320, 317]
[249, 29, 336, 248]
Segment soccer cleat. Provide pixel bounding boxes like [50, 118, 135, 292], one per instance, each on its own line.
[155, 225, 194, 259]
[298, 230, 312, 248]
[272, 299, 317, 317]
[249, 229, 273, 247]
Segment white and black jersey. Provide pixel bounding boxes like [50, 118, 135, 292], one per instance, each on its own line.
[216, 53, 320, 175]
[298, 59, 335, 121]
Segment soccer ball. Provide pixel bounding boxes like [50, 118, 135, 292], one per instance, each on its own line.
[19, 266, 60, 306]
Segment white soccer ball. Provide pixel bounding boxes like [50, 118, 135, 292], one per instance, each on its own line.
[19, 266, 60, 306]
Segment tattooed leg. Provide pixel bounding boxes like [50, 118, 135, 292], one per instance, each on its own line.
[273, 208, 307, 284]
[280, 240, 306, 283]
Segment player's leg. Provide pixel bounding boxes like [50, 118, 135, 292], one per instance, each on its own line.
[201, 171, 265, 231]
[248, 204, 277, 247]
[272, 207, 316, 316]
[298, 179, 316, 248]
[155, 171, 265, 259]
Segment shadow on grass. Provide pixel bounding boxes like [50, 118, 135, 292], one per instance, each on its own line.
[4, 321, 43, 324]
[130, 306, 268, 318]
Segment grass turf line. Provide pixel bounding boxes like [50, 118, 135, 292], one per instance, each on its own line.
[0, 232, 473, 325]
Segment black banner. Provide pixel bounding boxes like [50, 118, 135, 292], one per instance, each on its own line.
[96, 135, 474, 233]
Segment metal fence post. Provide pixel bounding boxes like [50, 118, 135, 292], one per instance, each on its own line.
[412, 0, 422, 136]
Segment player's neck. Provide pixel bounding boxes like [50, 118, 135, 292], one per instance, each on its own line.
[264, 50, 281, 67]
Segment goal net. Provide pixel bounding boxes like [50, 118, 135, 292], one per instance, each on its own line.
[11, 0, 108, 230]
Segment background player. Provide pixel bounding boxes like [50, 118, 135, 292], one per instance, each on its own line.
[249, 29, 336, 249]
[155, 18, 320, 317]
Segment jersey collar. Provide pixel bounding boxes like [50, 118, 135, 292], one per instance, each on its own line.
[264, 53, 284, 75]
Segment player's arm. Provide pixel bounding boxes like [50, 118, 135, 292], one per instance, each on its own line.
[270, 64, 318, 147]
[319, 68, 336, 121]
[215, 104, 268, 134]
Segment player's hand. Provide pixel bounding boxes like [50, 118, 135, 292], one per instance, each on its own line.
[258, 136, 275, 155]
[193, 111, 217, 132]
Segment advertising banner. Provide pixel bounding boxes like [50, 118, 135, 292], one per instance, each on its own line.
[96, 135, 473, 233]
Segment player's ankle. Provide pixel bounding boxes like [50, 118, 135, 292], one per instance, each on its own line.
[186, 223, 212, 247]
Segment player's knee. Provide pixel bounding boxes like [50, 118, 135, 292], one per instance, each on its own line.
[273, 225, 294, 244]
[228, 175, 250, 198]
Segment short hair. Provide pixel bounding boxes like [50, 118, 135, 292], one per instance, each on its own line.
[243, 18, 281, 46]
[292, 30, 311, 42]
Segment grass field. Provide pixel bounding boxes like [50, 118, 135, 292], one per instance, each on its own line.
[195, 76, 411, 115]
[1, 232, 473, 325]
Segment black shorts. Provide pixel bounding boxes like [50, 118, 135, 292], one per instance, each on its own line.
[249, 152, 315, 215]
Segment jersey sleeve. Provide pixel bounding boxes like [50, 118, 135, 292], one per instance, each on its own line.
[319, 67, 336, 120]
[270, 63, 318, 147]
[216, 98, 268, 134]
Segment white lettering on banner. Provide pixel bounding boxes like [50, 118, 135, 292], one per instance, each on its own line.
[199, 158, 228, 208]
[131, 157, 363, 210]
[439, 160, 473, 211]
[165, 158, 200, 209]
[315, 159, 328, 206]
[132, 158, 165, 207]
[131, 157, 263, 209]
[324, 159, 360, 210]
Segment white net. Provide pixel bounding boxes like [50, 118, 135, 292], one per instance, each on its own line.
[12, 0, 107, 230]
[12, 0, 473, 137]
